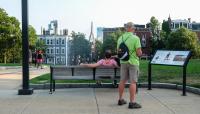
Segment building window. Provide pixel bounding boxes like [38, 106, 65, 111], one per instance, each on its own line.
[61, 57, 65, 64]
[50, 39, 53, 44]
[180, 22, 183, 27]
[171, 23, 173, 29]
[62, 39, 65, 44]
[56, 58, 60, 64]
[62, 49, 65, 54]
[57, 39, 59, 44]
[47, 49, 49, 54]
[51, 49, 54, 54]
[175, 23, 179, 29]
[47, 39, 49, 44]
[56, 49, 59, 54]
[183, 23, 187, 28]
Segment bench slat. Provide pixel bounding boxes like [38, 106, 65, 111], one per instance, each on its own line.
[53, 68, 72, 76]
[74, 68, 93, 76]
[53, 76, 93, 80]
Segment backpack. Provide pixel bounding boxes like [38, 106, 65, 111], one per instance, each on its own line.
[117, 36, 130, 61]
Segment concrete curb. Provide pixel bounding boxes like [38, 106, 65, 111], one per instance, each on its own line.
[139, 83, 200, 95]
[0, 66, 22, 70]
[0, 65, 48, 70]
[30, 82, 200, 95]
[30, 83, 117, 89]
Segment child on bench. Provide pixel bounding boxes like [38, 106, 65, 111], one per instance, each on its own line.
[80, 50, 119, 68]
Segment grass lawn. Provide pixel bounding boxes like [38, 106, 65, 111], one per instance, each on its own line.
[139, 59, 200, 88]
[30, 59, 200, 88]
[0, 63, 21, 66]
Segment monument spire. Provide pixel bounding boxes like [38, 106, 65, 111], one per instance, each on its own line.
[89, 21, 96, 62]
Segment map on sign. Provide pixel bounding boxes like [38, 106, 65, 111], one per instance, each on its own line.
[151, 50, 190, 66]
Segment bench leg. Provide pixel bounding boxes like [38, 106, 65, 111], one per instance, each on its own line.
[96, 80, 102, 86]
[53, 80, 55, 92]
[112, 80, 118, 88]
[49, 80, 52, 94]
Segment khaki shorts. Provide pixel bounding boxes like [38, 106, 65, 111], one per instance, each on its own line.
[120, 63, 139, 82]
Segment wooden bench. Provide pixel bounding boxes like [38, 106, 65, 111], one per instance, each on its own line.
[50, 66, 120, 93]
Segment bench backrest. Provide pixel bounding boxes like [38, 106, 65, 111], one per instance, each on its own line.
[50, 66, 120, 80]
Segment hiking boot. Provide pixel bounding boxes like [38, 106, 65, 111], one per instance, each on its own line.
[118, 99, 127, 105]
[128, 102, 142, 109]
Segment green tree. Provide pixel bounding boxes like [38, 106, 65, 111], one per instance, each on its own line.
[70, 32, 91, 64]
[162, 20, 171, 35]
[0, 8, 38, 63]
[150, 16, 160, 40]
[94, 39, 103, 59]
[102, 37, 116, 54]
[103, 29, 124, 54]
[149, 16, 164, 54]
[0, 8, 21, 63]
[28, 25, 37, 49]
[35, 39, 46, 51]
[167, 27, 200, 58]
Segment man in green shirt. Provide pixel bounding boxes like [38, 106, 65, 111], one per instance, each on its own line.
[117, 22, 142, 109]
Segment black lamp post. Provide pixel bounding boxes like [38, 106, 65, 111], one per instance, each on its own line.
[18, 0, 33, 95]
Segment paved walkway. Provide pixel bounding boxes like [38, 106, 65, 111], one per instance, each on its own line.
[0, 66, 200, 114]
[0, 66, 49, 90]
[0, 88, 200, 114]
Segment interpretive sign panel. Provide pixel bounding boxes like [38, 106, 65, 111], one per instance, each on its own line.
[151, 50, 191, 66]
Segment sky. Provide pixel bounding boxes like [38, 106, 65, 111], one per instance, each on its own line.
[0, 0, 200, 38]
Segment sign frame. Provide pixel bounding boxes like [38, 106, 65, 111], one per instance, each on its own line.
[148, 50, 191, 96]
[150, 50, 191, 66]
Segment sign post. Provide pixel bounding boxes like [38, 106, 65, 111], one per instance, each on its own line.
[148, 62, 152, 90]
[148, 50, 191, 96]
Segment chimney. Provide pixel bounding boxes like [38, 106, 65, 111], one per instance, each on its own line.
[188, 18, 191, 23]
[63, 29, 68, 35]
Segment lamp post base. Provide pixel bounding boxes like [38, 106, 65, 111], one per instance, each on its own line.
[18, 88, 34, 95]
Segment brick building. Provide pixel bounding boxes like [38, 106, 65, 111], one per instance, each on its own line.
[135, 28, 152, 56]
[101, 24, 152, 56]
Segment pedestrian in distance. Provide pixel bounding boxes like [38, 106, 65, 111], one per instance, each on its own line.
[32, 50, 37, 67]
[37, 50, 43, 69]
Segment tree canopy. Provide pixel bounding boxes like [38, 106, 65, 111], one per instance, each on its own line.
[28, 25, 37, 48]
[0, 8, 21, 63]
[69, 31, 91, 64]
[102, 29, 124, 55]
[0, 8, 38, 63]
[167, 27, 200, 57]
[150, 16, 160, 40]
[162, 20, 171, 35]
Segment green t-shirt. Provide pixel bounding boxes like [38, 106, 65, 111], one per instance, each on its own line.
[117, 32, 141, 66]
